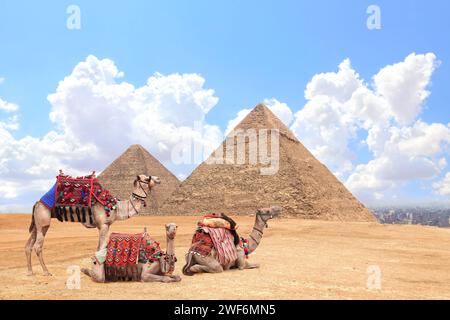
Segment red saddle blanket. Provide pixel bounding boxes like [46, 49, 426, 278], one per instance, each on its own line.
[40, 171, 119, 222]
[105, 232, 162, 281]
[55, 171, 118, 210]
[189, 227, 237, 266]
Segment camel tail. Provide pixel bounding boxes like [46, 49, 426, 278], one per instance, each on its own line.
[29, 203, 37, 233]
[182, 252, 195, 276]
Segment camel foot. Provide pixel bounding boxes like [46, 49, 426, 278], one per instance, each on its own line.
[26, 271, 34, 276]
[170, 275, 182, 282]
[43, 271, 52, 276]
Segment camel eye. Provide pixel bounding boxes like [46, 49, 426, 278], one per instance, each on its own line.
[93, 261, 97, 265]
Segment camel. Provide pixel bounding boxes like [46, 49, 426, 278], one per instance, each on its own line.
[182, 206, 281, 275]
[82, 223, 181, 283]
[25, 174, 160, 276]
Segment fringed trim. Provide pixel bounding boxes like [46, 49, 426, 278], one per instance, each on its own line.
[105, 264, 142, 282]
[53, 206, 94, 224]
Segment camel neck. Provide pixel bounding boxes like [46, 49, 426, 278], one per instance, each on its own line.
[247, 214, 267, 254]
[116, 197, 143, 220]
[166, 236, 175, 255]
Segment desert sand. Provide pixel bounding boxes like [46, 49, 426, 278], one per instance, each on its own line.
[1, 214, 450, 300]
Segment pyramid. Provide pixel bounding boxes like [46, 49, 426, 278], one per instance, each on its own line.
[160, 104, 375, 221]
[98, 144, 180, 215]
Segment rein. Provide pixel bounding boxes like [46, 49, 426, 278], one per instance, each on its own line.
[131, 177, 153, 208]
[128, 177, 153, 215]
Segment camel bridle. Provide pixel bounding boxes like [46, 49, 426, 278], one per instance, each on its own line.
[256, 210, 274, 229]
[130, 176, 153, 213]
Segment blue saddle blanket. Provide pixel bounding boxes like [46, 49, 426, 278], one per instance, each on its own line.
[40, 182, 57, 209]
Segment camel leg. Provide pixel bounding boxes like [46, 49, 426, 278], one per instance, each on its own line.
[25, 227, 37, 276]
[97, 224, 109, 250]
[141, 273, 181, 283]
[244, 261, 260, 269]
[189, 259, 223, 274]
[34, 226, 51, 276]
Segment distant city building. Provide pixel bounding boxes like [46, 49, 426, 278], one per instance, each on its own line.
[372, 206, 450, 228]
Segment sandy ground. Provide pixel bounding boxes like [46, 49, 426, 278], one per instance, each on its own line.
[1, 214, 450, 300]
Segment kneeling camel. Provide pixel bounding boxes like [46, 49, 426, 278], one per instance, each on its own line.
[183, 206, 281, 275]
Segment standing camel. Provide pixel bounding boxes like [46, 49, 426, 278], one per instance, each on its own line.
[25, 174, 160, 276]
[82, 223, 181, 283]
[182, 206, 281, 275]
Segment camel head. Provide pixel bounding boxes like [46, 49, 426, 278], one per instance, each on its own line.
[165, 223, 178, 240]
[256, 206, 282, 223]
[134, 175, 161, 193]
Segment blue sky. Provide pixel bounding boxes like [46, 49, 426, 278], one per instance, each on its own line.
[1, 1, 449, 136]
[0, 0, 449, 211]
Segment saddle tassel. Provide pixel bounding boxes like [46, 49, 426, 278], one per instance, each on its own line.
[75, 207, 81, 222]
[69, 207, 75, 222]
[63, 207, 68, 222]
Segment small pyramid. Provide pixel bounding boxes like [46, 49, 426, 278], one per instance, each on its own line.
[160, 104, 375, 221]
[98, 144, 180, 214]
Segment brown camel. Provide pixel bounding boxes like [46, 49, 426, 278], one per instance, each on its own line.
[25, 174, 160, 276]
[82, 223, 181, 283]
[182, 206, 281, 275]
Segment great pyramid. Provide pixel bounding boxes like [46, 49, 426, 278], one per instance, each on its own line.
[159, 104, 375, 221]
[98, 144, 180, 215]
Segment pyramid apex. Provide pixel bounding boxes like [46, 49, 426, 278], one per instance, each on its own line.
[128, 144, 145, 150]
[231, 102, 298, 141]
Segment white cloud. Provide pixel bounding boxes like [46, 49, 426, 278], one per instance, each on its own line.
[0, 98, 19, 113]
[0, 77, 4, 84]
[305, 59, 363, 103]
[47, 56, 221, 165]
[433, 173, 450, 196]
[0, 55, 222, 212]
[373, 52, 438, 125]
[290, 52, 448, 203]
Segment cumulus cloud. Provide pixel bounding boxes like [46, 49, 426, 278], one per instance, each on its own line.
[0, 55, 222, 211]
[0, 98, 19, 113]
[290, 52, 449, 203]
[47, 56, 221, 165]
[373, 53, 438, 124]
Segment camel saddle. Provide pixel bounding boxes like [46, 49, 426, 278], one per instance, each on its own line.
[105, 231, 163, 282]
[39, 170, 119, 224]
[189, 214, 239, 266]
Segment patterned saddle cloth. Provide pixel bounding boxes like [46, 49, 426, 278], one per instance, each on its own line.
[105, 232, 162, 282]
[189, 215, 238, 266]
[39, 171, 119, 223]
